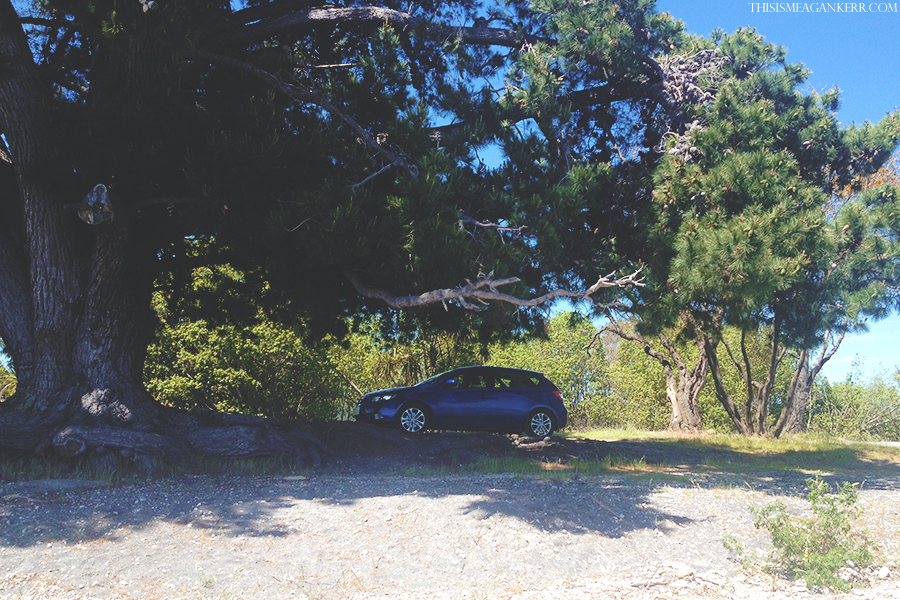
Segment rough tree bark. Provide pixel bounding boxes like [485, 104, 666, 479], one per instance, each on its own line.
[772, 332, 845, 437]
[602, 314, 709, 432]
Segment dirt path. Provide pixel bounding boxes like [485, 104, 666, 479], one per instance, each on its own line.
[1, 427, 900, 600]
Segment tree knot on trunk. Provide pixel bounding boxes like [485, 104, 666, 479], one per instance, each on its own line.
[65, 184, 114, 225]
[81, 389, 135, 425]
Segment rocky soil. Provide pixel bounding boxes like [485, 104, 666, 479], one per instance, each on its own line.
[1, 424, 900, 600]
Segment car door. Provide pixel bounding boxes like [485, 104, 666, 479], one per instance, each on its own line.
[490, 370, 537, 430]
[440, 369, 495, 430]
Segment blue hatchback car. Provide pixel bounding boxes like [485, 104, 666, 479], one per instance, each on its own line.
[354, 366, 567, 437]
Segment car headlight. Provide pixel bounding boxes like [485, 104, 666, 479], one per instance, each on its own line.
[372, 393, 395, 403]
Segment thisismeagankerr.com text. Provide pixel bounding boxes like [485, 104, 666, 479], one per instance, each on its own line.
[749, 2, 899, 11]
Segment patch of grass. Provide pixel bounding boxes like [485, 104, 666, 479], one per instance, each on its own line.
[389, 453, 663, 479]
[565, 429, 900, 477]
[562, 427, 675, 441]
[186, 454, 312, 478]
[464, 454, 654, 478]
[0, 452, 126, 483]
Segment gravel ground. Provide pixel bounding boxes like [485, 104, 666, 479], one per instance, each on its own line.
[2, 471, 900, 600]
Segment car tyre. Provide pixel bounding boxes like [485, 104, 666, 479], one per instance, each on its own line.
[397, 403, 429, 434]
[526, 409, 554, 437]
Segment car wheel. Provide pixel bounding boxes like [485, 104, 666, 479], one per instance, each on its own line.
[526, 410, 554, 437]
[397, 404, 429, 433]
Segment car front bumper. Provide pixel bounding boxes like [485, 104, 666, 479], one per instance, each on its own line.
[354, 402, 398, 426]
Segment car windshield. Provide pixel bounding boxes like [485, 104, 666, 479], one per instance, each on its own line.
[414, 371, 451, 387]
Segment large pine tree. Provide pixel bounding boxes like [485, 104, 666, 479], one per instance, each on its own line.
[0, 0, 679, 463]
[640, 29, 900, 435]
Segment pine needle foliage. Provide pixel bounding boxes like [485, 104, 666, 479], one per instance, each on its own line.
[638, 27, 900, 435]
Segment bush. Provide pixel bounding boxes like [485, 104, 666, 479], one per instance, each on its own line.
[809, 369, 900, 440]
[725, 476, 875, 592]
[487, 313, 613, 429]
[145, 319, 351, 420]
[0, 364, 15, 402]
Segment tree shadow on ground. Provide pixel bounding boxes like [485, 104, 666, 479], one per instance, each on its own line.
[1, 423, 898, 549]
[0, 471, 693, 550]
[318, 422, 900, 492]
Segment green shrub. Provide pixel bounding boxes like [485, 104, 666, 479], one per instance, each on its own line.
[725, 476, 875, 592]
[809, 370, 900, 440]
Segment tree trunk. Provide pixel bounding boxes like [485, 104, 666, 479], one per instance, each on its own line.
[603, 316, 708, 432]
[772, 332, 844, 437]
[0, 4, 324, 469]
[659, 332, 708, 432]
[773, 349, 810, 437]
[664, 372, 705, 431]
[705, 337, 752, 436]
[708, 320, 787, 437]
[0, 197, 323, 468]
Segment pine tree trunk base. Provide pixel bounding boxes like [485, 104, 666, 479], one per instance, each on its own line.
[0, 399, 326, 475]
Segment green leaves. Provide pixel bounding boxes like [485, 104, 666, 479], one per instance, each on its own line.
[749, 477, 874, 592]
[145, 318, 348, 420]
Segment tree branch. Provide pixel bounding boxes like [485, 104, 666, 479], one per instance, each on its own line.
[345, 269, 642, 311]
[429, 79, 663, 142]
[600, 316, 670, 365]
[705, 337, 751, 435]
[458, 213, 526, 234]
[199, 5, 666, 149]
[185, 48, 418, 178]
[203, 5, 547, 50]
[811, 330, 845, 380]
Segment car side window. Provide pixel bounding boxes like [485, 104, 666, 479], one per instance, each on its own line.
[456, 372, 492, 389]
[506, 373, 539, 388]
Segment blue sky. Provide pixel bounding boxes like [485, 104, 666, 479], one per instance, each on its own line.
[657, 0, 900, 382]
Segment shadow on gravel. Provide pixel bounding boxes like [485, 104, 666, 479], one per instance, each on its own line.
[0, 470, 690, 550]
[2, 422, 899, 549]
[317, 422, 900, 492]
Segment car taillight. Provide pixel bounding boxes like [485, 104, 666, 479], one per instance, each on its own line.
[552, 390, 563, 401]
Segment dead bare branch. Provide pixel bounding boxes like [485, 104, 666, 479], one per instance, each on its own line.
[811, 330, 846, 379]
[458, 213, 526, 234]
[345, 269, 642, 311]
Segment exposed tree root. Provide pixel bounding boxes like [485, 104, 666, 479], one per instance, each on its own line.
[0, 397, 327, 475]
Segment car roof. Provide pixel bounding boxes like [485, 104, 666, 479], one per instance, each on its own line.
[447, 365, 544, 377]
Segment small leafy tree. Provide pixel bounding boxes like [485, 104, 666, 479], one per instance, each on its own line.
[640, 29, 900, 436]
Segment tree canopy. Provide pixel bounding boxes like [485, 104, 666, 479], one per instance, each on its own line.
[629, 28, 900, 435]
[0, 0, 687, 462]
[2, 0, 899, 466]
